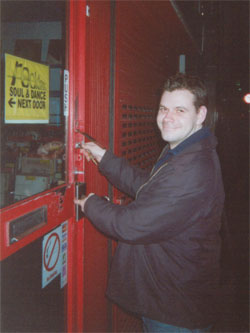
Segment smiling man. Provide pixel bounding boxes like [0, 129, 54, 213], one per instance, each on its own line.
[75, 73, 225, 333]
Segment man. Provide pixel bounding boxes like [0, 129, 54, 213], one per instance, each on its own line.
[75, 73, 225, 332]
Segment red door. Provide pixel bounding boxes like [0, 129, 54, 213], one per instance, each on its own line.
[0, 0, 111, 331]
[0, 1, 90, 332]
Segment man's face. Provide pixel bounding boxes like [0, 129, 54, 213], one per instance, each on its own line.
[156, 89, 207, 149]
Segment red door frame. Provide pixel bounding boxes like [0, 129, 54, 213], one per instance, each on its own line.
[67, 0, 86, 331]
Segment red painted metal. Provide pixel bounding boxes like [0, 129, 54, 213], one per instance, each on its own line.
[67, 216, 85, 333]
[82, 1, 111, 331]
[67, 0, 87, 332]
[0, 185, 74, 261]
[68, 1, 110, 331]
[66, 216, 74, 332]
[68, 0, 86, 184]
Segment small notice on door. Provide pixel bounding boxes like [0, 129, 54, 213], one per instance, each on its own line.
[42, 221, 68, 289]
[5, 53, 49, 124]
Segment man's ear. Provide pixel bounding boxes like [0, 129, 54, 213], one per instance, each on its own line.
[197, 106, 207, 125]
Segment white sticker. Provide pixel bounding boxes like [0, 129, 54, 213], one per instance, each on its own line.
[63, 70, 69, 116]
[42, 221, 68, 289]
[60, 221, 68, 288]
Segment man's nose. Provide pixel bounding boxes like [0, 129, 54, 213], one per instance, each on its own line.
[163, 110, 174, 121]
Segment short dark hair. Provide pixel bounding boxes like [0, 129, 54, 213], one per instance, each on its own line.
[163, 73, 208, 110]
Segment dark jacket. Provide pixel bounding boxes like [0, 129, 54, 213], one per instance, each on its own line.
[85, 131, 225, 329]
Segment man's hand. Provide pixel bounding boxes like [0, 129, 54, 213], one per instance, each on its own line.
[81, 142, 106, 164]
[74, 193, 94, 212]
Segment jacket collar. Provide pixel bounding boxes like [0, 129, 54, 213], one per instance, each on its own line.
[169, 127, 211, 156]
[152, 127, 213, 173]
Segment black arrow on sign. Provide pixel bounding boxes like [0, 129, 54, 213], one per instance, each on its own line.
[8, 98, 16, 108]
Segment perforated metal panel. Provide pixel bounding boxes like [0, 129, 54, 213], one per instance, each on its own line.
[119, 103, 159, 169]
[113, 1, 188, 170]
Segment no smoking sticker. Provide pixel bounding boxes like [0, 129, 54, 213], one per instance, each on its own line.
[42, 222, 68, 289]
[44, 233, 60, 272]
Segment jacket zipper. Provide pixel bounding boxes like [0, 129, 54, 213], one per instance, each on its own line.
[135, 162, 168, 199]
[150, 146, 168, 175]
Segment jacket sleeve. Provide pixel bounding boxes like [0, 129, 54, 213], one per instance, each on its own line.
[85, 154, 222, 244]
[98, 150, 150, 198]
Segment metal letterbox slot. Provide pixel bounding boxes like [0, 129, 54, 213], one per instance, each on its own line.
[9, 206, 47, 244]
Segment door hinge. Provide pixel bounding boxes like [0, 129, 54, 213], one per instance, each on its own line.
[86, 5, 90, 17]
[74, 170, 85, 175]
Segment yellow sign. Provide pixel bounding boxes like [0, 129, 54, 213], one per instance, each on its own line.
[5, 54, 49, 123]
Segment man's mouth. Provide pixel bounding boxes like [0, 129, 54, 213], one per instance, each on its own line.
[162, 124, 179, 130]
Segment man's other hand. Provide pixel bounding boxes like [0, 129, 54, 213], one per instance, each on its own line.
[74, 193, 95, 212]
[81, 142, 106, 164]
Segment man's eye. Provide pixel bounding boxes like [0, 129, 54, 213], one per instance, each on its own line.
[177, 108, 185, 113]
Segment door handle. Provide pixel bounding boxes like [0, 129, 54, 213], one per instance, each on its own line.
[75, 182, 86, 221]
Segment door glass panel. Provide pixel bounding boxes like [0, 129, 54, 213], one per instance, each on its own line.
[1, 1, 66, 208]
